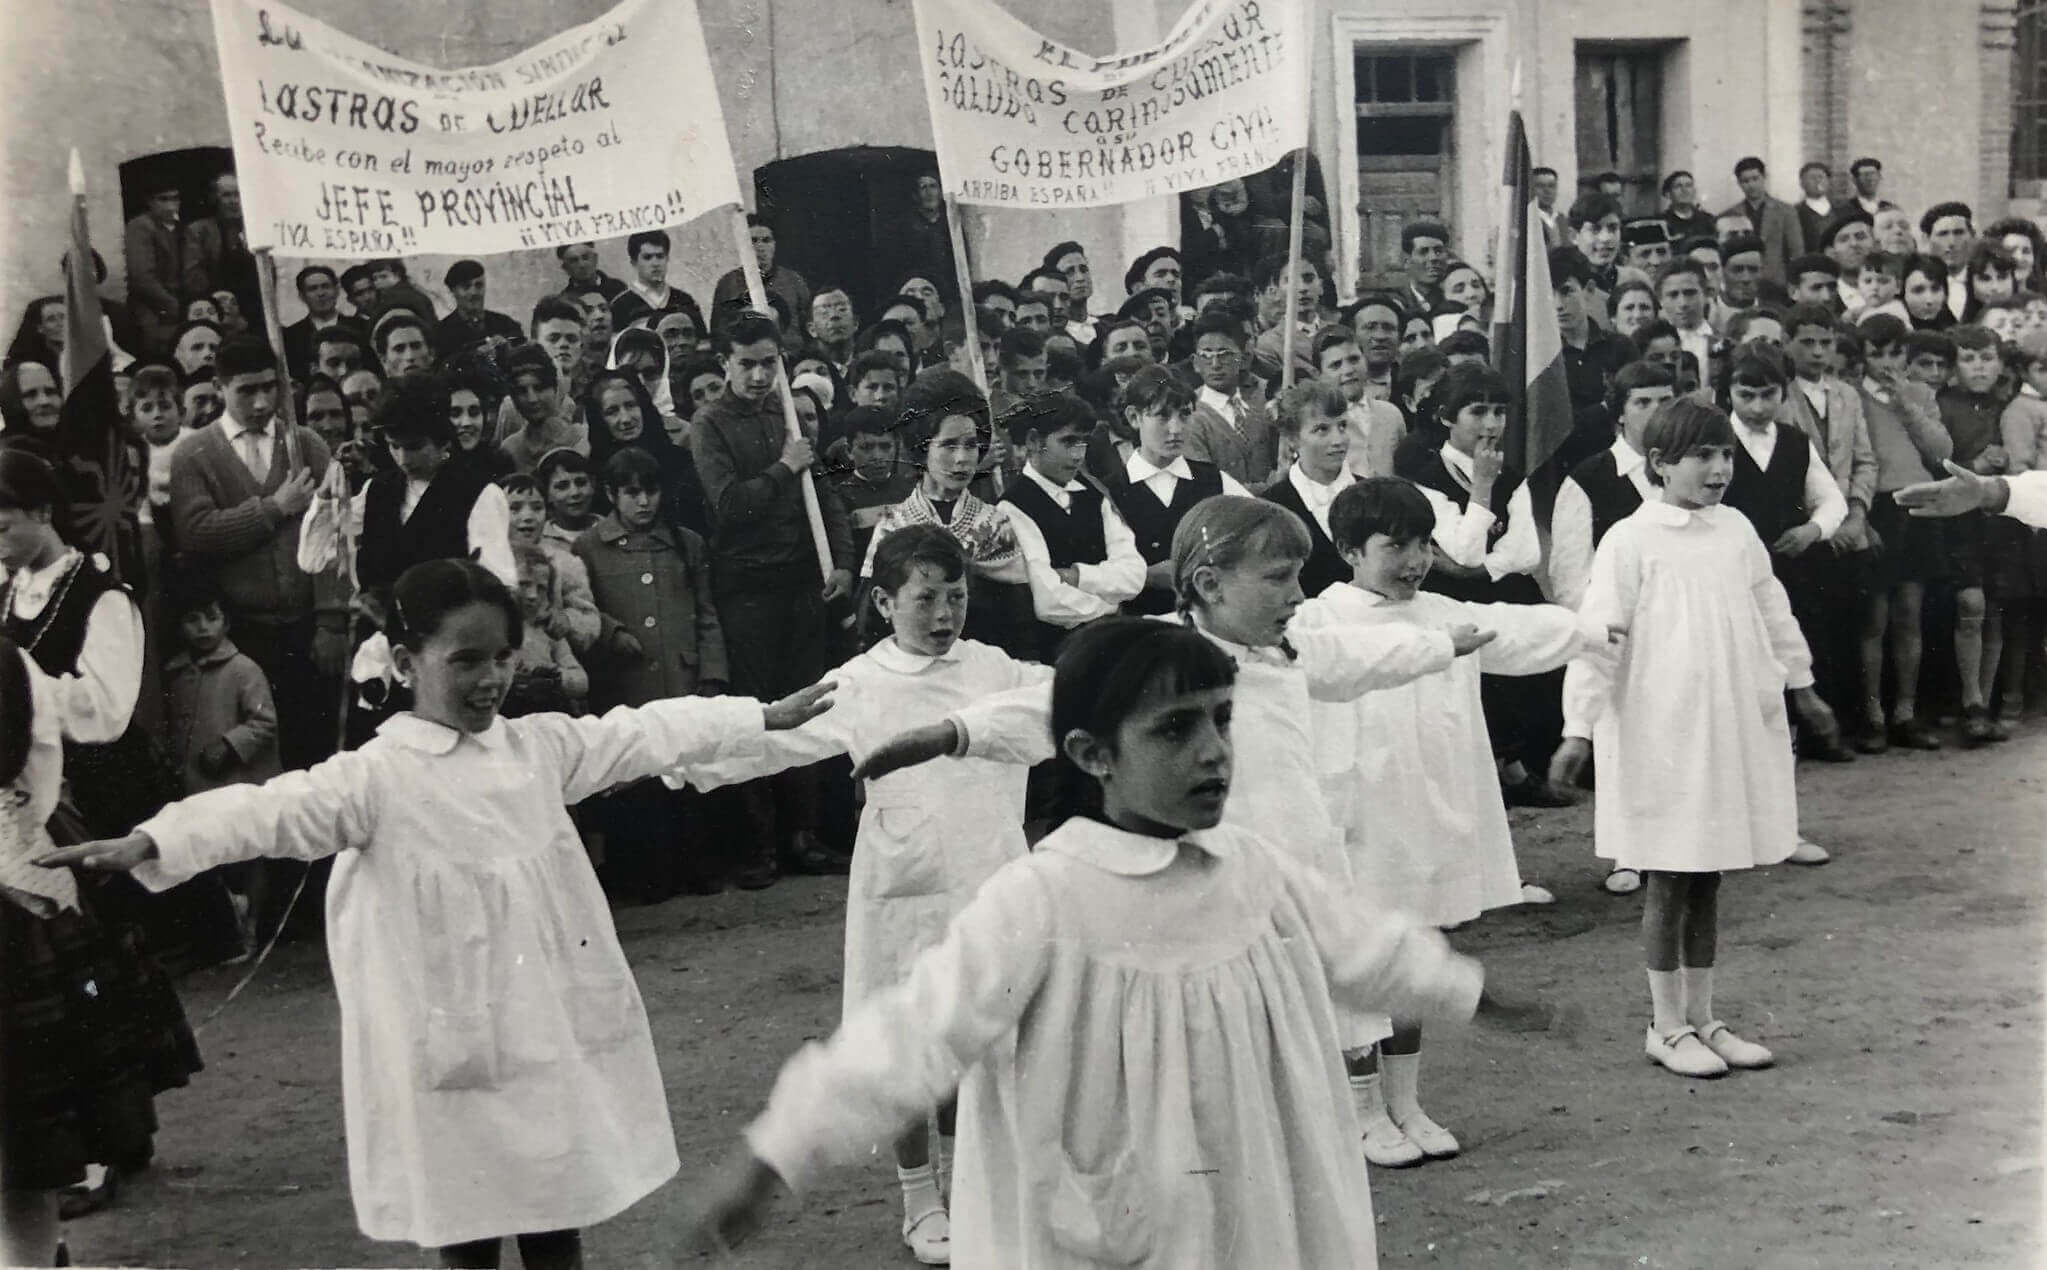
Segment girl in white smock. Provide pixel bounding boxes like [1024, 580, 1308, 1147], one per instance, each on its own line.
[40, 560, 831, 1267]
[689, 618, 1494, 1269]
[854, 497, 1494, 1186]
[1551, 400, 1838, 1081]
[679, 525, 1046, 1265]
[1298, 477, 1612, 1166]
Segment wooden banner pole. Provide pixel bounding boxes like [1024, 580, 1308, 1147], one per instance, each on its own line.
[728, 207, 836, 583]
[943, 196, 1003, 496]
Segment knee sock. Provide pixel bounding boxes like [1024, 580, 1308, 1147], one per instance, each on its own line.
[1681, 966, 1715, 1028]
[937, 1133, 955, 1197]
[897, 1163, 944, 1225]
[1380, 1051, 1424, 1123]
[1647, 969, 1685, 1033]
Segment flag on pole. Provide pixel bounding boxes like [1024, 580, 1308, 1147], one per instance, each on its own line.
[1491, 111, 1574, 509]
[58, 148, 143, 583]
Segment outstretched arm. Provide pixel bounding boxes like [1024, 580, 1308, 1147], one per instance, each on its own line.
[41, 751, 377, 889]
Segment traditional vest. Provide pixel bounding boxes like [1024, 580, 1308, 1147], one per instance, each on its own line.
[355, 464, 494, 593]
[1408, 451, 1542, 604]
[1106, 460, 1224, 616]
[0, 555, 172, 837]
[1724, 427, 1811, 553]
[1003, 475, 1115, 659]
[1262, 477, 1350, 598]
[1568, 449, 1646, 547]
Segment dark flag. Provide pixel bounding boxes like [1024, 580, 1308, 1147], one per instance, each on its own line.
[59, 148, 144, 583]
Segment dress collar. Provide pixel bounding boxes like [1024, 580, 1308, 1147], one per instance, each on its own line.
[1638, 499, 1724, 527]
[376, 712, 507, 755]
[1127, 451, 1193, 483]
[1289, 462, 1353, 507]
[1037, 814, 1232, 877]
[1439, 442, 1474, 483]
[865, 636, 963, 673]
[1611, 435, 1645, 475]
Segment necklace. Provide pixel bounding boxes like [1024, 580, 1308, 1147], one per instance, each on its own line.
[0, 551, 84, 654]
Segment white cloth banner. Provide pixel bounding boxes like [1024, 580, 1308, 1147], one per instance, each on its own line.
[909, 0, 1308, 209]
[208, 0, 743, 258]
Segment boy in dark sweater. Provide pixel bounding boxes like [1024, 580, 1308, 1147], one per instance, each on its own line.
[1935, 325, 2017, 743]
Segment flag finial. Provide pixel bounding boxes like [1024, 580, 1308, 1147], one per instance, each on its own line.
[1509, 61, 1523, 107]
[67, 149, 85, 199]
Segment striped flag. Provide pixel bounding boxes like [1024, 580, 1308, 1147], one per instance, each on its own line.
[58, 149, 143, 583]
[1490, 111, 1574, 517]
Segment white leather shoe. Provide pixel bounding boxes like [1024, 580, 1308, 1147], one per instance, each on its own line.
[1360, 1111, 1426, 1167]
[1603, 867, 1642, 895]
[1388, 1107, 1460, 1159]
[1788, 838, 1831, 865]
[1645, 1025, 1729, 1078]
[902, 1207, 951, 1265]
[1519, 882, 1556, 905]
[1697, 1020, 1774, 1070]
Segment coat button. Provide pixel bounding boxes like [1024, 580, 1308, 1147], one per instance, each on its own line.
[643, 615, 657, 628]
[641, 572, 654, 584]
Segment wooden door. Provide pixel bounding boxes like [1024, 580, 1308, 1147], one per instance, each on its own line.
[755, 147, 939, 322]
[1574, 48, 1663, 218]
[1352, 52, 1456, 293]
[1357, 151, 1449, 292]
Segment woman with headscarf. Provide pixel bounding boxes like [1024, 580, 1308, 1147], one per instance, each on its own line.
[6, 298, 65, 376]
[583, 368, 709, 539]
[606, 326, 684, 444]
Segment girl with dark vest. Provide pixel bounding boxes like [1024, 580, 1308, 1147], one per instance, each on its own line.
[996, 392, 1144, 663]
[1721, 348, 1851, 864]
[299, 374, 517, 613]
[1261, 380, 1357, 598]
[0, 451, 211, 1234]
[1551, 363, 1679, 611]
[1407, 365, 1571, 810]
[1102, 365, 1249, 615]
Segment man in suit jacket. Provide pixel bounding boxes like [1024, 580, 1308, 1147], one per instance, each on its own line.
[280, 264, 367, 384]
[1722, 157, 1806, 284]
[183, 172, 261, 329]
[123, 178, 185, 357]
[167, 336, 333, 770]
[1184, 309, 1280, 488]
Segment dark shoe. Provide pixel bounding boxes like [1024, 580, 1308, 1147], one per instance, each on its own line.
[1962, 705, 1998, 747]
[781, 830, 850, 876]
[1851, 723, 1890, 755]
[1800, 734, 1856, 763]
[1887, 718, 1943, 751]
[733, 857, 780, 890]
[1504, 777, 1577, 808]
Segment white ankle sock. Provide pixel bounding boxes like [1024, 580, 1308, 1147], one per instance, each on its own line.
[1647, 969, 1685, 1033]
[897, 1162, 943, 1224]
[1380, 1051, 1423, 1123]
[1681, 965, 1715, 1028]
[1349, 1071, 1392, 1126]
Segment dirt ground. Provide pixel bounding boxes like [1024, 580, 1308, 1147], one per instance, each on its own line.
[59, 729, 2047, 1269]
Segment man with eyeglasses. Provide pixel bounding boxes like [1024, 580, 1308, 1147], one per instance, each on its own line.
[1186, 310, 1278, 487]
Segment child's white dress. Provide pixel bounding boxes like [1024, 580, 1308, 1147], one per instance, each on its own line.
[746, 817, 1483, 1269]
[682, 638, 1049, 1013]
[129, 699, 769, 1248]
[1563, 502, 1809, 872]
[943, 618, 1455, 1052]
[1298, 585, 1604, 926]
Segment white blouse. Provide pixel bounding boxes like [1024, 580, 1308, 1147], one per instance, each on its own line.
[5, 549, 143, 744]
